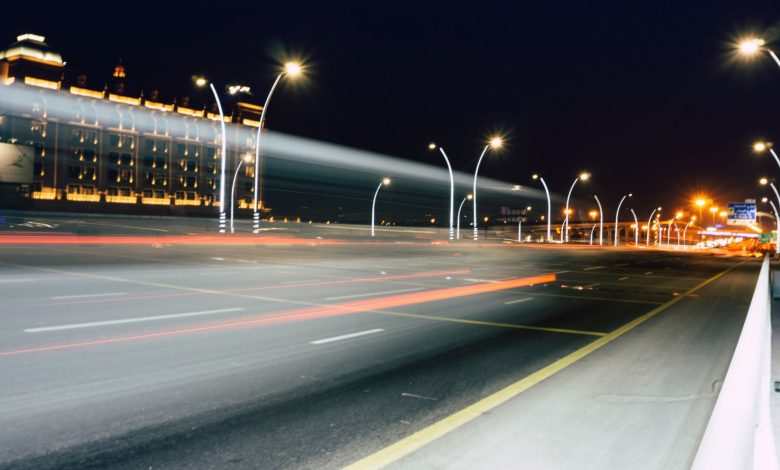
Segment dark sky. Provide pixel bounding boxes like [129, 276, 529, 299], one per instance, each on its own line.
[9, 0, 780, 220]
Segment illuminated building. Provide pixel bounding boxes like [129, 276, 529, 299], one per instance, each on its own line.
[0, 33, 268, 214]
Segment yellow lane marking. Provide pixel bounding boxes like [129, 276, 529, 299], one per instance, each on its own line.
[373, 311, 606, 337]
[344, 261, 744, 469]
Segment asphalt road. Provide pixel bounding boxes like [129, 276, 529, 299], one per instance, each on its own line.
[0, 212, 760, 469]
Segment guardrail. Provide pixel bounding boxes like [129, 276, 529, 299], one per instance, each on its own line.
[692, 254, 778, 470]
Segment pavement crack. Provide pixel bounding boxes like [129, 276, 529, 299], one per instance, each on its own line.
[595, 379, 722, 403]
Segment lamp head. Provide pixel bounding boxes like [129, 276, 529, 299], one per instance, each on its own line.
[428, 142, 437, 150]
[658, 207, 662, 211]
[754, 141, 769, 152]
[763, 197, 769, 203]
[760, 177, 769, 186]
[489, 136, 503, 149]
[242, 154, 253, 163]
[382, 177, 391, 186]
[738, 37, 766, 56]
[695, 199, 706, 207]
[467, 194, 473, 200]
[284, 62, 302, 77]
[194, 77, 208, 87]
[579, 172, 590, 181]
[532, 174, 539, 180]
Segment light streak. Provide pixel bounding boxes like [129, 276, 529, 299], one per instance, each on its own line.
[0, 273, 556, 357]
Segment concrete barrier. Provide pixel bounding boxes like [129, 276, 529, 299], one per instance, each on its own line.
[692, 254, 778, 470]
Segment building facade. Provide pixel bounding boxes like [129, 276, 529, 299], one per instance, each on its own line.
[0, 33, 268, 215]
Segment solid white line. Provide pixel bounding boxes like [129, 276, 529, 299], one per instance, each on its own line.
[619, 277, 629, 281]
[51, 292, 127, 300]
[0, 278, 37, 283]
[464, 278, 500, 283]
[310, 328, 384, 345]
[504, 297, 534, 305]
[584, 266, 606, 271]
[25, 307, 244, 333]
[325, 287, 423, 301]
[555, 270, 570, 274]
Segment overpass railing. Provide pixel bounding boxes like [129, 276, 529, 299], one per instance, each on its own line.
[692, 254, 778, 470]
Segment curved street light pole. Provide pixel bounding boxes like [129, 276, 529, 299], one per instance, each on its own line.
[646, 207, 660, 247]
[438, 147, 455, 240]
[472, 145, 491, 241]
[589, 223, 597, 245]
[629, 208, 639, 246]
[229, 158, 248, 233]
[371, 178, 390, 237]
[252, 73, 283, 232]
[769, 200, 780, 255]
[456, 194, 472, 240]
[682, 220, 692, 248]
[208, 83, 227, 234]
[594, 195, 604, 245]
[562, 177, 580, 242]
[533, 174, 551, 241]
[613, 193, 631, 246]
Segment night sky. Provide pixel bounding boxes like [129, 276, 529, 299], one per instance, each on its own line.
[9, 0, 780, 220]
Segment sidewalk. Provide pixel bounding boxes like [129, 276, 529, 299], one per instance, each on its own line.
[382, 263, 757, 470]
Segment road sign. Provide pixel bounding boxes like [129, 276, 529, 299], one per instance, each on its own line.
[759, 233, 775, 243]
[727, 202, 757, 225]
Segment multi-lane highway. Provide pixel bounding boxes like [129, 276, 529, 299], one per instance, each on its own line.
[0, 212, 760, 469]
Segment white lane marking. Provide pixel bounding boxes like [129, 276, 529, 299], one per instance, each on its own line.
[504, 297, 534, 305]
[325, 288, 423, 301]
[555, 270, 570, 274]
[401, 392, 438, 401]
[281, 279, 321, 284]
[464, 278, 501, 283]
[619, 277, 629, 281]
[584, 266, 605, 271]
[51, 292, 127, 300]
[25, 307, 244, 333]
[0, 278, 37, 283]
[310, 328, 384, 345]
[645, 271, 653, 275]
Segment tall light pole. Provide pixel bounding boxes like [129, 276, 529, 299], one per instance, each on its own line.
[230, 154, 253, 233]
[737, 37, 780, 69]
[682, 217, 695, 248]
[695, 198, 706, 222]
[472, 137, 503, 241]
[195, 77, 228, 233]
[456, 194, 473, 240]
[768, 200, 780, 255]
[371, 177, 391, 237]
[594, 195, 604, 245]
[562, 173, 590, 242]
[613, 193, 632, 246]
[532, 174, 551, 241]
[753, 141, 780, 171]
[760, 178, 780, 221]
[629, 208, 639, 246]
[252, 62, 303, 233]
[429, 143, 455, 240]
[646, 207, 661, 247]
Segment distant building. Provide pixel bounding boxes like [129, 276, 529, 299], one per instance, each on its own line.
[0, 33, 268, 215]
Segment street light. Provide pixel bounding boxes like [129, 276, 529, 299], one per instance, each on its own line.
[252, 61, 304, 233]
[593, 195, 604, 245]
[230, 154, 253, 233]
[472, 136, 503, 241]
[429, 143, 455, 240]
[737, 37, 780, 68]
[614, 193, 632, 246]
[371, 177, 391, 237]
[532, 174, 552, 242]
[695, 198, 706, 221]
[629, 208, 639, 246]
[767, 200, 780, 255]
[195, 77, 228, 233]
[562, 172, 590, 242]
[753, 141, 780, 172]
[647, 207, 661, 247]
[682, 216, 695, 248]
[456, 194, 473, 240]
